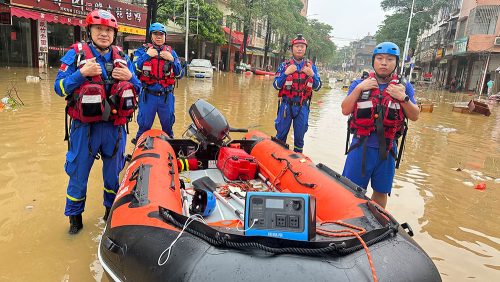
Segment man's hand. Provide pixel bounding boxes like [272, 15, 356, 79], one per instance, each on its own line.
[355, 77, 379, 92]
[112, 62, 132, 81]
[146, 47, 158, 57]
[284, 64, 297, 75]
[80, 58, 102, 77]
[386, 84, 406, 101]
[301, 62, 314, 76]
[160, 50, 174, 62]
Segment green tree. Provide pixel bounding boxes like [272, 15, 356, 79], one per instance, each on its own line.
[256, 0, 305, 66]
[156, 0, 226, 44]
[227, 0, 258, 63]
[376, 0, 446, 48]
[302, 19, 336, 63]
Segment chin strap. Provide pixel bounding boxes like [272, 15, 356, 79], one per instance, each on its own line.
[91, 41, 110, 52]
[374, 72, 391, 82]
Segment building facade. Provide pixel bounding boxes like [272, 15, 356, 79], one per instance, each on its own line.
[0, 0, 146, 67]
[415, 0, 500, 94]
[349, 34, 376, 73]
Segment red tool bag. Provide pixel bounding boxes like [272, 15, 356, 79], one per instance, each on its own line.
[217, 147, 258, 181]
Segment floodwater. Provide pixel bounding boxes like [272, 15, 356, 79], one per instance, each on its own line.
[0, 68, 498, 281]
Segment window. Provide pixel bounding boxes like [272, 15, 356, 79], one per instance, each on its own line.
[456, 19, 467, 38]
[467, 5, 500, 35]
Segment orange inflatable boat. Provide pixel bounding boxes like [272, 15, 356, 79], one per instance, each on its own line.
[99, 100, 441, 282]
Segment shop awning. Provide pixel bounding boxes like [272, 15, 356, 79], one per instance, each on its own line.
[222, 26, 245, 45]
[124, 35, 146, 43]
[11, 7, 85, 27]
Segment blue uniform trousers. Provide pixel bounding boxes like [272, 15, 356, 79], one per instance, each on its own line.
[275, 98, 310, 153]
[135, 91, 175, 139]
[64, 120, 126, 216]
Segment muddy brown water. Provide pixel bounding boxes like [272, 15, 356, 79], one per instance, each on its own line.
[0, 68, 498, 281]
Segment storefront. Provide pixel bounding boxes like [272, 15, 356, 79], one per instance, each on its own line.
[1, 0, 146, 67]
[0, 14, 34, 66]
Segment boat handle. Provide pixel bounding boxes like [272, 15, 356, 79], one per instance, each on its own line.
[401, 222, 414, 237]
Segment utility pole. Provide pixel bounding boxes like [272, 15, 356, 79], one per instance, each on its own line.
[400, 0, 415, 76]
[145, 0, 158, 43]
[185, 0, 190, 63]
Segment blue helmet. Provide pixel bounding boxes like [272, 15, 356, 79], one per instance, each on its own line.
[189, 187, 216, 217]
[372, 42, 400, 67]
[149, 22, 167, 35]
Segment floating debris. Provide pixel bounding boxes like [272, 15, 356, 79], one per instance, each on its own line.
[474, 182, 486, 190]
[1, 82, 24, 110]
[433, 125, 457, 133]
[467, 100, 491, 116]
[25, 75, 41, 83]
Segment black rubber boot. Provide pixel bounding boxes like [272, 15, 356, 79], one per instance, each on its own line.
[103, 207, 111, 221]
[68, 215, 83, 235]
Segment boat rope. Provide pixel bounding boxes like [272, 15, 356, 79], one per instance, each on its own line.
[158, 214, 207, 266]
[272, 165, 288, 190]
[316, 221, 378, 282]
[160, 209, 346, 256]
[271, 153, 316, 188]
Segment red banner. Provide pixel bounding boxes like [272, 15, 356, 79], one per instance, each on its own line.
[11, 0, 146, 28]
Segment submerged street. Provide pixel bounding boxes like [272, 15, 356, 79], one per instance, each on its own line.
[0, 68, 499, 281]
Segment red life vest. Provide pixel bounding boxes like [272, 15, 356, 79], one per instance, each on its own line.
[139, 43, 176, 88]
[66, 42, 137, 126]
[348, 72, 406, 152]
[278, 59, 314, 102]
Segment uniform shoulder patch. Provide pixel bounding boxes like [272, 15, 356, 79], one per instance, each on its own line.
[59, 64, 68, 72]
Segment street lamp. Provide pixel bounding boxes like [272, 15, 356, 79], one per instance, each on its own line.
[400, 0, 415, 76]
[400, 0, 427, 78]
[185, 0, 190, 63]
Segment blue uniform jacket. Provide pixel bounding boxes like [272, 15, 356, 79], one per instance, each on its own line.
[133, 45, 183, 93]
[273, 59, 322, 91]
[348, 78, 416, 148]
[54, 43, 141, 97]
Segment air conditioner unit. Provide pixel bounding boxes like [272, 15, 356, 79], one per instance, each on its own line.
[494, 37, 500, 46]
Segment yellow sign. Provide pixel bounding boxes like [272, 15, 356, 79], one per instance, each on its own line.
[118, 25, 146, 36]
[436, 48, 444, 59]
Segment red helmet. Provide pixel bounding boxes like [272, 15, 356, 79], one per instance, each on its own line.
[86, 9, 118, 31]
[291, 34, 307, 47]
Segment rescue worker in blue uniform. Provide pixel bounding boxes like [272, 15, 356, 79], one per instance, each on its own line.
[54, 9, 141, 234]
[133, 23, 183, 142]
[273, 34, 322, 153]
[341, 42, 420, 208]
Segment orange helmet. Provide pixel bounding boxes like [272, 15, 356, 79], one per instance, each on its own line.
[291, 34, 307, 47]
[86, 9, 118, 31]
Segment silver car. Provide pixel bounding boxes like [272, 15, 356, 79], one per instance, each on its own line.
[187, 59, 214, 78]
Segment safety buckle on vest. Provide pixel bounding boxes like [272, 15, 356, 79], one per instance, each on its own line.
[113, 58, 127, 66]
[284, 98, 305, 107]
[78, 59, 87, 67]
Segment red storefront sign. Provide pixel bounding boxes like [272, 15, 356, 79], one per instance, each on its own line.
[12, 7, 86, 26]
[11, 0, 146, 28]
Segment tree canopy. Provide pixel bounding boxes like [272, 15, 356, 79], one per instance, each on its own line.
[157, 0, 226, 44]
[375, 0, 446, 49]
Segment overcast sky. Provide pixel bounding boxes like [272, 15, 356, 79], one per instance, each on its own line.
[308, 0, 388, 47]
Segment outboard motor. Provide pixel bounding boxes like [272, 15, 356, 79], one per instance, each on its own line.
[183, 99, 230, 147]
